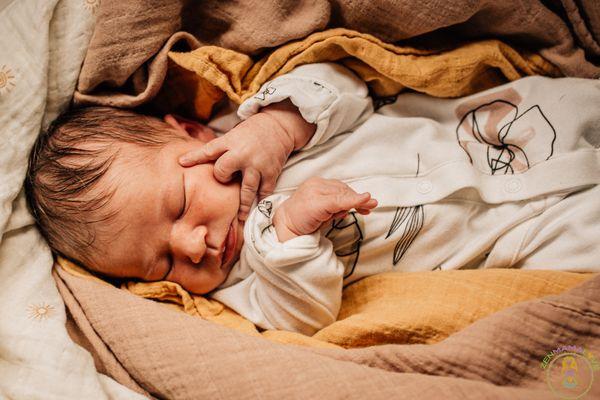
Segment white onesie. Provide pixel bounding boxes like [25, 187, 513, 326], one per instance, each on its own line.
[210, 63, 600, 335]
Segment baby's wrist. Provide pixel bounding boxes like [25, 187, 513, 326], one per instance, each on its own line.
[272, 207, 301, 242]
[261, 99, 316, 151]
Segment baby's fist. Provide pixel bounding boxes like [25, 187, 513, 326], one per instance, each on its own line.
[273, 177, 377, 242]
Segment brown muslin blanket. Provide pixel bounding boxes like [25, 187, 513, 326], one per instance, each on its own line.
[156, 28, 558, 119]
[74, 0, 600, 109]
[56, 257, 594, 349]
[54, 263, 600, 399]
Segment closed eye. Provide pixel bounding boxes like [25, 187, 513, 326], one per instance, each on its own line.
[157, 174, 186, 282]
[179, 173, 187, 218]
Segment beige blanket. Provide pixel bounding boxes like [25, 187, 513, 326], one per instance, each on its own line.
[74, 0, 600, 109]
[57, 257, 594, 349]
[54, 263, 600, 399]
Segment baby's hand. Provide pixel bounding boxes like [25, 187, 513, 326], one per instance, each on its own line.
[179, 101, 315, 221]
[273, 177, 378, 242]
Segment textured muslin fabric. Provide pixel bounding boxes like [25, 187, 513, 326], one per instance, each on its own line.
[161, 28, 559, 119]
[57, 257, 593, 349]
[73, 0, 600, 109]
[55, 262, 600, 399]
[0, 0, 144, 398]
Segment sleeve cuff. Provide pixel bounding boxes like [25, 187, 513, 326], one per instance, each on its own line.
[237, 75, 339, 149]
[244, 194, 322, 267]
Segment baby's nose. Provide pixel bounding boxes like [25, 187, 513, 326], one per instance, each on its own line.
[189, 226, 208, 264]
[173, 225, 207, 264]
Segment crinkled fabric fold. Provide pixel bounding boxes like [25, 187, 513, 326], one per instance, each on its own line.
[160, 28, 560, 119]
[57, 257, 593, 348]
[73, 0, 600, 110]
[55, 259, 600, 399]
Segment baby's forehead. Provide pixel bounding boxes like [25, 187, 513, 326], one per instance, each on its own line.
[90, 154, 162, 262]
[102, 139, 180, 212]
[105, 146, 160, 190]
[89, 143, 180, 274]
[108, 140, 168, 175]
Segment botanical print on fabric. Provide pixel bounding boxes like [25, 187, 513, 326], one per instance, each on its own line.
[455, 87, 556, 175]
[386, 206, 424, 266]
[325, 212, 364, 279]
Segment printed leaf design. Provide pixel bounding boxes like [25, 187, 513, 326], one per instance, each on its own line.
[386, 206, 424, 265]
[386, 207, 412, 239]
[325, 212, 363, 279]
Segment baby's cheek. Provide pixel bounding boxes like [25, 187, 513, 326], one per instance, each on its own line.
[237, 222, 245, 251]
[181, 265, 227, 295]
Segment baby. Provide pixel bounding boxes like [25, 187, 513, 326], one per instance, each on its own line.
[26, 63, 600, 334]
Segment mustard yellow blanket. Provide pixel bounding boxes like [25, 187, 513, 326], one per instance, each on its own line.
[156, 28, 560, 119]
[58, 257, 593, 349]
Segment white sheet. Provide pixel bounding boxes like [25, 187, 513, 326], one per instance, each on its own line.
[0, 0, 144, 398]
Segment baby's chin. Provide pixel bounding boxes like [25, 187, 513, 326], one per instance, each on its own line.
[233, 218, 245, 260]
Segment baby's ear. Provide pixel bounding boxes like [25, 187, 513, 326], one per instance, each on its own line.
[164, 114, 216, 142]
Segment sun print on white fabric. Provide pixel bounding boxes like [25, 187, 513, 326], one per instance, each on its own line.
[84, 0, 100, 12]
[0, 65, 16, 94]
[27, 302, 55, 321]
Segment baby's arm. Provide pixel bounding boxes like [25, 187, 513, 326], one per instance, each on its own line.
[211, 179, 377, 335]
[180, 100, 315, 220]
[238, 62, 374, 151]
[180, 63, 374, 220]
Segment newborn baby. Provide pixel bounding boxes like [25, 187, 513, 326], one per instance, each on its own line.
[26, 63, 600, 334]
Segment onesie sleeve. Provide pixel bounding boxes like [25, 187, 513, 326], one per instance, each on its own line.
[210, 194, 344, 335]
[237, 62, 374, 151]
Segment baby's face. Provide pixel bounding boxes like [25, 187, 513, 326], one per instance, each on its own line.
[95, 124, 244, 294]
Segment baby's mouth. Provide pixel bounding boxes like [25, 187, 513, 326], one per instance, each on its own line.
[221, 221, 236, 268]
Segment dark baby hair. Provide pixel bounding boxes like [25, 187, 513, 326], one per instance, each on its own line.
[24, 106, 182, 268]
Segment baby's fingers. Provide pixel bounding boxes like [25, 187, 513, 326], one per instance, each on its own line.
[213, 151, 244, 183]
[238, 168, 260, 221]
[179, 138, 227, 167]
[257, 176, 277, 201]
[354, 197, 378, 215]
[331, 198, 376, 218]
[341, 192, 378, 212]
[324, 191, 370, 215]
[357, 197, 378, 210]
